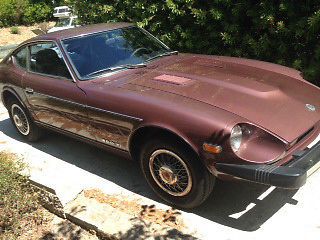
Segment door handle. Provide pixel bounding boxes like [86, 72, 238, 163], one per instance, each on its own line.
[25, 87, 34, 94]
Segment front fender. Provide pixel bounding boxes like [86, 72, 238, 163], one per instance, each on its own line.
[1, 86, 27, 109]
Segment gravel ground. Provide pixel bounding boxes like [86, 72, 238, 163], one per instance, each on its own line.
[16, 207, 98, 240]
[0, 23, 55, 46]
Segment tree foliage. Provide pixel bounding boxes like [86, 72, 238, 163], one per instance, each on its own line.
[23, 2, 52, 25]
[0, 0, 28, 26]
[69, 0, 320, 86]
[0, 0, 53, 27]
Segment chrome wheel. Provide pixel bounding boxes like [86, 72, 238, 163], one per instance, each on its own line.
[11, 104, 30, 136]
[149, 149, 192, 197]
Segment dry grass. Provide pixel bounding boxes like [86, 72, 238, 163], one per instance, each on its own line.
[0, 152, 50, 239]
[0, 22, 55, 46]
[0, 152, 98, 240]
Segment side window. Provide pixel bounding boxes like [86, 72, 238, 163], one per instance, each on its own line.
[13, 47, 28, 69]
[72, 18, 80, 26]
[29, 42, 71, 79]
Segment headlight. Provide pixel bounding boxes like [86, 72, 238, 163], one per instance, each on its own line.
[228, 123, 286, 163]
[230, 125, 242, 152]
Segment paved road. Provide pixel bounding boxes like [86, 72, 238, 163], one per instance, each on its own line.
[0, 104, 319, 239]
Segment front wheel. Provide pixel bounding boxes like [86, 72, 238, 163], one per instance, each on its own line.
[140, 138, 215, 208]
[8, 99, 41, 141]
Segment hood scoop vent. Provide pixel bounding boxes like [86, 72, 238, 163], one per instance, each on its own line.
[153, 74, 193, 85]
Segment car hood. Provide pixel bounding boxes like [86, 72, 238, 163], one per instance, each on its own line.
[127, 54, 320, 142]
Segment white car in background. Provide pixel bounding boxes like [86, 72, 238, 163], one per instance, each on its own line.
[48, 16, 79, 33]
[48, 6, 79, 33]
[53, 6, 71, 18]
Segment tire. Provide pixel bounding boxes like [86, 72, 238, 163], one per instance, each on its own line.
[140, 137, 215, 208]
[7, 98, 41, 142]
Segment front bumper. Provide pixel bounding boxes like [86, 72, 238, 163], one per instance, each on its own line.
[215, 140, 320, 189]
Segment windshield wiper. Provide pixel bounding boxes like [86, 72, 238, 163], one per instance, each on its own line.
[86, 63, 147, 77]
[145, 51, 178, 63]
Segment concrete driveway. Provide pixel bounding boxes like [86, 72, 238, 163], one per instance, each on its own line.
[0, 103, 319, 239]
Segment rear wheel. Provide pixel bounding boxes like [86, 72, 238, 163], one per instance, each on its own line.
[140, 138, 215, 208]
[8, 99, 41, 141]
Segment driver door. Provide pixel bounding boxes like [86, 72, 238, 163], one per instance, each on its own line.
[22, 41, 95, 140]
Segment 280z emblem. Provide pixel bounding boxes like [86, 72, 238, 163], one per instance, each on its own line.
[305, 104, 316, 112]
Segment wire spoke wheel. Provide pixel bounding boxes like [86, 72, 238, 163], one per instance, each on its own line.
[11, 104, 30, 136]
[149, 149, 192, 197]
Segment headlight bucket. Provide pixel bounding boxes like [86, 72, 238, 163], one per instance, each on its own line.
[229, 123, 286, 164]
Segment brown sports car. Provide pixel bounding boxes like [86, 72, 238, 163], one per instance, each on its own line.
[0, 23, 319, 208]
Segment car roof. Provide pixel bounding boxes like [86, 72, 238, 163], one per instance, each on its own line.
[29, 22, 134, 42]
[54, 6, 69, 9]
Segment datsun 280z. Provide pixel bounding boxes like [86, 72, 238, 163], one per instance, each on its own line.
[0, 23, 319, 208]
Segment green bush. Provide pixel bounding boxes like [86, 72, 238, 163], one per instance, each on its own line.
[69, 0, 320, 86]
[23, 3, 53, 25]
[0, 0, 52, 27]
[0, 0, 28, 27]
[10, 26, 20, 34]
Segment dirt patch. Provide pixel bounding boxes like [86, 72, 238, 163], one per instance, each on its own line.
[40, 209, 99, 240]
[15, 207, 98, 240]
[0, 151, 96, 239]
[11, 207, 53, 240]
[0, 197, 98, 240]
[84, 189, 185, 231]
[0, 23, 55, 46]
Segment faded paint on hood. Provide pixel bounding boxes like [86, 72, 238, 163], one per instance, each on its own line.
[127, 55, 320, 143]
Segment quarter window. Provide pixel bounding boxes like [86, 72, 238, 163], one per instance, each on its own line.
[13, 47, 28, 69]
[29, 42, 71, 79]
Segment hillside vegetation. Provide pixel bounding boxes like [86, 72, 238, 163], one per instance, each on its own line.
[70, 0, 320, 86]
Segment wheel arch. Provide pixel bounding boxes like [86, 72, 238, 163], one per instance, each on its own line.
[128, 124, 200, 162]
[1, 87, 26, 109]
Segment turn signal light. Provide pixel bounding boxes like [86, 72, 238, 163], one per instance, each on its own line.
[203, 143, 222, 154]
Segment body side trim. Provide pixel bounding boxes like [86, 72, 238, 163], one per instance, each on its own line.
[33, 91, 143, 122]
[34, 120, 131, 154]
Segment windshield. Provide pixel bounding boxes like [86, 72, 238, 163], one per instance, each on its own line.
[62, 26, 172, 79]
[70, 17, 79, 26]
[55, 18, 70, 27]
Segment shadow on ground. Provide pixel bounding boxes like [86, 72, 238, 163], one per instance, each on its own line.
[40, 222, 83, 240]
[0, 118, 299, 232]
[111, 218, 198, 240]
[40, 217, 198, 240]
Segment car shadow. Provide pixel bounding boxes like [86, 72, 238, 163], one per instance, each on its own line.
[0, 118, 299, 232]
